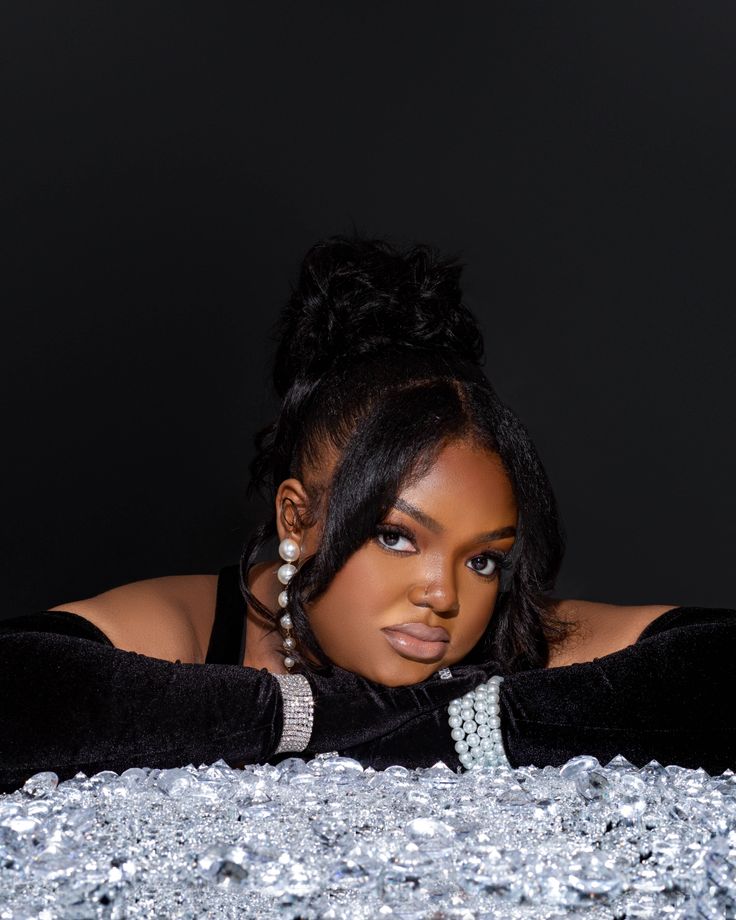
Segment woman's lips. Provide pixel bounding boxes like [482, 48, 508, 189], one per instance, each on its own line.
[381, 622, 450, 662]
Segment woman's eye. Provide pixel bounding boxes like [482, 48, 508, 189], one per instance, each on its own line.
[468, 555, 498, 578]
[376, 530, 414, 552]
[376, 529, 503, 580]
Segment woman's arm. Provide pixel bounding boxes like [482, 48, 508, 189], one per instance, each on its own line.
[0, 628, 282, 792]
[338, 607, 736, 774]
[0, 614, 492, 792]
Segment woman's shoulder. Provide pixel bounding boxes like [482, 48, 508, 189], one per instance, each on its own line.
[46, 573, 219, 664]
[545, 597, 679, 667]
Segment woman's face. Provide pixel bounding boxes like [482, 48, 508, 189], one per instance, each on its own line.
[284, 439, 518, 686]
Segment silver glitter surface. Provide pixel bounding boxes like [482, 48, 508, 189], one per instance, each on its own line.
[1, 753, 735, 918]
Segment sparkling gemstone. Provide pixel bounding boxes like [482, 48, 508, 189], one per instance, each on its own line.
[0, 736, 726, 917]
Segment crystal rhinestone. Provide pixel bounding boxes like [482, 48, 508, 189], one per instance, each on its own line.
[1, 752, 728, 915]
[277, 563, 297, 585]
[282, 636, 296, 650]
[280, 613, 293, 629]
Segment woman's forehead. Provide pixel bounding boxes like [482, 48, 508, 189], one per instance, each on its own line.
[397, 443, 517, 524]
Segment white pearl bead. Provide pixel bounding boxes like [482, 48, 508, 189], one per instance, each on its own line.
[466, 733, 480, 747]
[280, 613, 293, 630]
[462, 720, 477, 735]
[460, 707, 474, 721]
[284, 656, 296, 669]
[278, 590, 289, 609]
[278, 538, 301, 562]
[448, 702, 461, 716]
[451, 728, 465, 742]
[277, 563, 297, 585]
[454, 740, 469, 754]
[477, 724, 490, 738]
[448, 715, 462, 729]
[459, 751, 474, 766]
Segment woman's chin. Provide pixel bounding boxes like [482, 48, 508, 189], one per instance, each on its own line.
[352, 658, 445, 687]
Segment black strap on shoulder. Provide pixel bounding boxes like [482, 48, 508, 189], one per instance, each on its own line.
[205, 564, 247, 665]
[0, 610, 114, 646]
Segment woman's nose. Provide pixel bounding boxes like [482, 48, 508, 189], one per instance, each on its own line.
[409, 569, 460, 616]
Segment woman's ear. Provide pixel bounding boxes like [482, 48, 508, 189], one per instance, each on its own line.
[274, 478, 312, 550]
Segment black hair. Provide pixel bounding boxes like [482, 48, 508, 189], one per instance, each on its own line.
[240, 235, 571, 673]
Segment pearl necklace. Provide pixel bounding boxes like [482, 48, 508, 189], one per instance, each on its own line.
[447, 675, 511, 770]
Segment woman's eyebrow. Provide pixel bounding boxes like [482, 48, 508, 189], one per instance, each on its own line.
[392, 498, 516, 542]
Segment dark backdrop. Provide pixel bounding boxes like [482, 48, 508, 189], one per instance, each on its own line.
[3, 2, 735, 617]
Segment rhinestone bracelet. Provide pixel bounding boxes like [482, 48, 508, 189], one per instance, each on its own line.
[447, 675, 511, 770]
[273, 673, 315, 754]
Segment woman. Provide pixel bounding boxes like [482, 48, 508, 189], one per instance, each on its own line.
[1, 236, 734, 792]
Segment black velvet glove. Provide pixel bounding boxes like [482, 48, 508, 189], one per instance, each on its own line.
[302, 661, 500, 756]
[339, 607, 736, 775]
[0, 624, 283, 793]
[0, 611, 494, 793]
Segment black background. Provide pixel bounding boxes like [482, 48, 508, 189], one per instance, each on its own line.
[2, 2, 735, 617]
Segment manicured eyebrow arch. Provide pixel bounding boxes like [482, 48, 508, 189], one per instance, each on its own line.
[392, 498, 516, 543]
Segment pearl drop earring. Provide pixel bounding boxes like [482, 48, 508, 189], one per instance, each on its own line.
[277, 536, 301, 671]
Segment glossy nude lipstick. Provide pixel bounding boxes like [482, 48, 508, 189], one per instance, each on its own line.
[381, 622, 450, 662]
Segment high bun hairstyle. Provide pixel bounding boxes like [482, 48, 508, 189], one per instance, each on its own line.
[240, 235, 570, 674]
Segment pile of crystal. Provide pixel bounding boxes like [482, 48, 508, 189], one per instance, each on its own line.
[1, 754, 735, 919]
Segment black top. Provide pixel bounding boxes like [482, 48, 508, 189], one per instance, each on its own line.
[205, 563, 246, 665]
